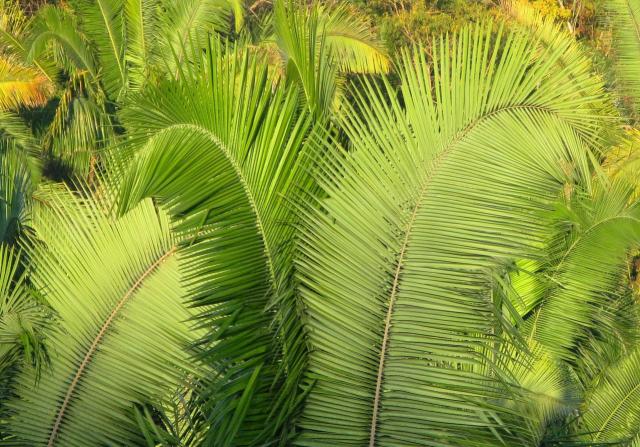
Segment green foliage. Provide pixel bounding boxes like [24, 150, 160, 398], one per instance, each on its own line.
[0, 1, 640, 447]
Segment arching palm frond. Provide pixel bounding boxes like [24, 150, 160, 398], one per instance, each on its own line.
[111, 38, 317, 446]
[320, 2, 389, 74]
[3, 187, 201, 447]
[295, 23, 609, 446]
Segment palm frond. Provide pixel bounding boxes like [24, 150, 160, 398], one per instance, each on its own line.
[3, 187, 200, 446]
[0, 243, 50, 380]
[0, 147, 32, 244]
[577, 348, 640, 444]
[274, 0, 337, 115]
[0, 55, 53, 110]
[122, 0, 159, 90]
[155, 0, 232, 77]
[72, 0, 127, 99]
[528, 180, 640, 362]
[603, 129, 640, 200]
[29, 5, 98, 82]
[320, 2, 389, 74]
[602, 0, 640, 121]
[295, 23, 609, 446]
[110, 38, 316, 446]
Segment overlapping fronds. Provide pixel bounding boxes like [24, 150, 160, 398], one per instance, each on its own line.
[295, 23, 609, 446]
[577, 348, 640, 444]
[0, 244, 50, 379]
[320, 2, 389, 74]
[29, 5, 98, 83]
[154, 0, 233, 77]
[273, 0, 338, 114]
[602, 0, 640, 120]
[111, 38, 316, 446]
[3, 189, 199, 446]
[603, 129, 640, 200]
[528, 180, 640, 362]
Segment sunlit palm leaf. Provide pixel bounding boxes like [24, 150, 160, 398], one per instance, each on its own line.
[296, 23, 608, 446]
[321, 2, 389, 74]
[111, 38, 316, 446]
[4, 189, 199, 446]
[528, 180, 640, 362]
[0, 55, 53, 110]
[602, 0, 640, 120]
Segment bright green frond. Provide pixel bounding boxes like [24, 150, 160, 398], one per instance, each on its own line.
[111, 39, 316, 445]
[296, 23, 609, 446]
[155, 0, 232, 77]
[578, 348, 640, 444]
[4, 190, 198, 446]
[72, 0, 127, 99]
[320, 2, 389, 74]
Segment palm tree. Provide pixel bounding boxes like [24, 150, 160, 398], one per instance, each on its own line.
[1, 1, 640, 447]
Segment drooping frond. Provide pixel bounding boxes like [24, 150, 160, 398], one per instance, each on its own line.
[577, 348, 640, 444]
[4, 189, 200, 446]
[320, 2, 389, 74]
[295, 23, 610, 446]
[111, 38, 316, 445]
[29, 5, 98, 82]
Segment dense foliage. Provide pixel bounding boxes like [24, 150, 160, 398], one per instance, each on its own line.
[1, 0, 640, 446]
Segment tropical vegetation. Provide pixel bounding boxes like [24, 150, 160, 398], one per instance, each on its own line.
[1, 0, 640, 446]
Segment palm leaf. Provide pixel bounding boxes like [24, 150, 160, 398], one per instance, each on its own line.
[0, 243, 50, 381]
[577, 348, 640, 444]
[110, 38, 316, 446]
[3, 187, 200, 446]
[71, 0, 127, 99]
[0, 55, 53, 110]
[155, 0, 232, 77]
[602, 0, 640, 121]
[528, 180, 640, 362]
[320, 2, 389, 74]
[295, 23, 609, 446]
